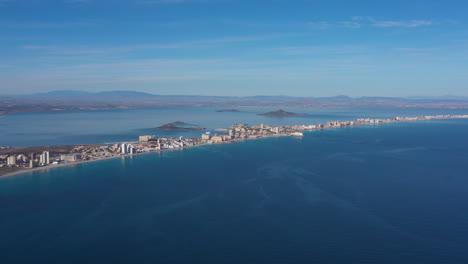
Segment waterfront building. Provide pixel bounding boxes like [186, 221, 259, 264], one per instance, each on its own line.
[61, 154, 83, 162]
[201, 132, 211, 141]
[17, 154, 27, 162]
[211, 135, 223, 143]
[7, 155, 16, 166]
[139, 135, 156, 142]
[29, 160, 35, 168]
[121, 143, 127, 154]
[43, 151, 50, 164]
[126, 144, 132, 154]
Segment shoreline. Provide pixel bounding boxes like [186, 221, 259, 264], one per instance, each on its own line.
[1, 115, 467, 178]
[0, 134, 290, 179]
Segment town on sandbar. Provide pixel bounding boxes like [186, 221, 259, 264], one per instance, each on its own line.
[1, 114, 467, 177]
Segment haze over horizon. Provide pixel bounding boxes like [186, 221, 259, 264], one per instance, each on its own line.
[1, 0, 468, 97]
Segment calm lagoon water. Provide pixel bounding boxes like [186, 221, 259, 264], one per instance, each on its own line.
[1, 108, 468, 263]
[1, 107, 467, 146]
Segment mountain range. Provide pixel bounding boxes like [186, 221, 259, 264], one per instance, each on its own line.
[1, 90, 468, 115]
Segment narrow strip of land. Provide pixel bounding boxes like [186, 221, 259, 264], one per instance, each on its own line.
[1, 114, 467, 178]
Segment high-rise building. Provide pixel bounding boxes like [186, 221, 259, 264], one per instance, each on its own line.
[42, 151, 50, 164]
[121, 143, 127, 154]
[7, 155, 17, 165]
[17, 154, 27, 162]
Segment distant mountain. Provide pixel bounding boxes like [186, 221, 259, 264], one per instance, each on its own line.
[10, 91, 468, 102]
[32, 90, 92, 97]
[408, 95, 468, 101]
[2, 90, 468, 116]
[95, 91, 156, 97]
[316, 95, 352, 101]
[27, 90, 156, 98]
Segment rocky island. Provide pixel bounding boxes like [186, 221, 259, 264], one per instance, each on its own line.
[258, 109, 306, 117]
[216, 109, 240, 112]
[156, 122, 206, 130]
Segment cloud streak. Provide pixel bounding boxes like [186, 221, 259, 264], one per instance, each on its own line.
[309, 17, 435, 30]
[371, 19, 433, 28]
[20, 33, 296, 55]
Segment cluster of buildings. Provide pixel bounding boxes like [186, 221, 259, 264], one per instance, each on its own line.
[200, 123, 304, 143]
[0, 151, 51, 169]
[1, 114, 468, 173]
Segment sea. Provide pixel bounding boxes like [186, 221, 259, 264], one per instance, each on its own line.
[1, 107, 468, 263]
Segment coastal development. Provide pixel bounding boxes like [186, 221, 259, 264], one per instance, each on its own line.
[1, 114, 467, 177]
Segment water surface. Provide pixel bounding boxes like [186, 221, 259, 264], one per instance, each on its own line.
[1, 118, 468, 263]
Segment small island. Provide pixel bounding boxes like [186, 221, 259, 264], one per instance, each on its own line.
[257, 109, 306, 117]
[156, 122, 206, 130]
[216, 109, 240, 112]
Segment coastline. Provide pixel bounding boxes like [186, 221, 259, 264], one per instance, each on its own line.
[0, 134, 289, 179]
[2, 115, 467, 178]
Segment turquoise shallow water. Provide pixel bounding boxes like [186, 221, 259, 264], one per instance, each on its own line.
[1, 118, 468, 263]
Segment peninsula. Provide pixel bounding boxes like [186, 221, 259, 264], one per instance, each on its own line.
[258, 109, 306, 117]
[1, 114, 468, 177]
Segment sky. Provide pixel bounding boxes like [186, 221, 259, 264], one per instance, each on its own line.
[0, 0, 467, 97]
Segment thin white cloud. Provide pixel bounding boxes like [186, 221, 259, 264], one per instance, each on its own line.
[273, 46, 368, 55]
[394, 47, 439, 52]
[21, 34, 295, 55]
[307, 17, 434, 30]
[371, 19, 433, 28]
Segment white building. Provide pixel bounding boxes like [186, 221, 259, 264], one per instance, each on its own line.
[42, 151, 50, 164]
[7, 155, 17, 165]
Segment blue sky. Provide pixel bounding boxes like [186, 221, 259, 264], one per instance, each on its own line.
[0, 0, 467, 96]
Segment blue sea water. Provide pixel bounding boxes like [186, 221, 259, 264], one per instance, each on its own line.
[1, 109, 468, 263]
